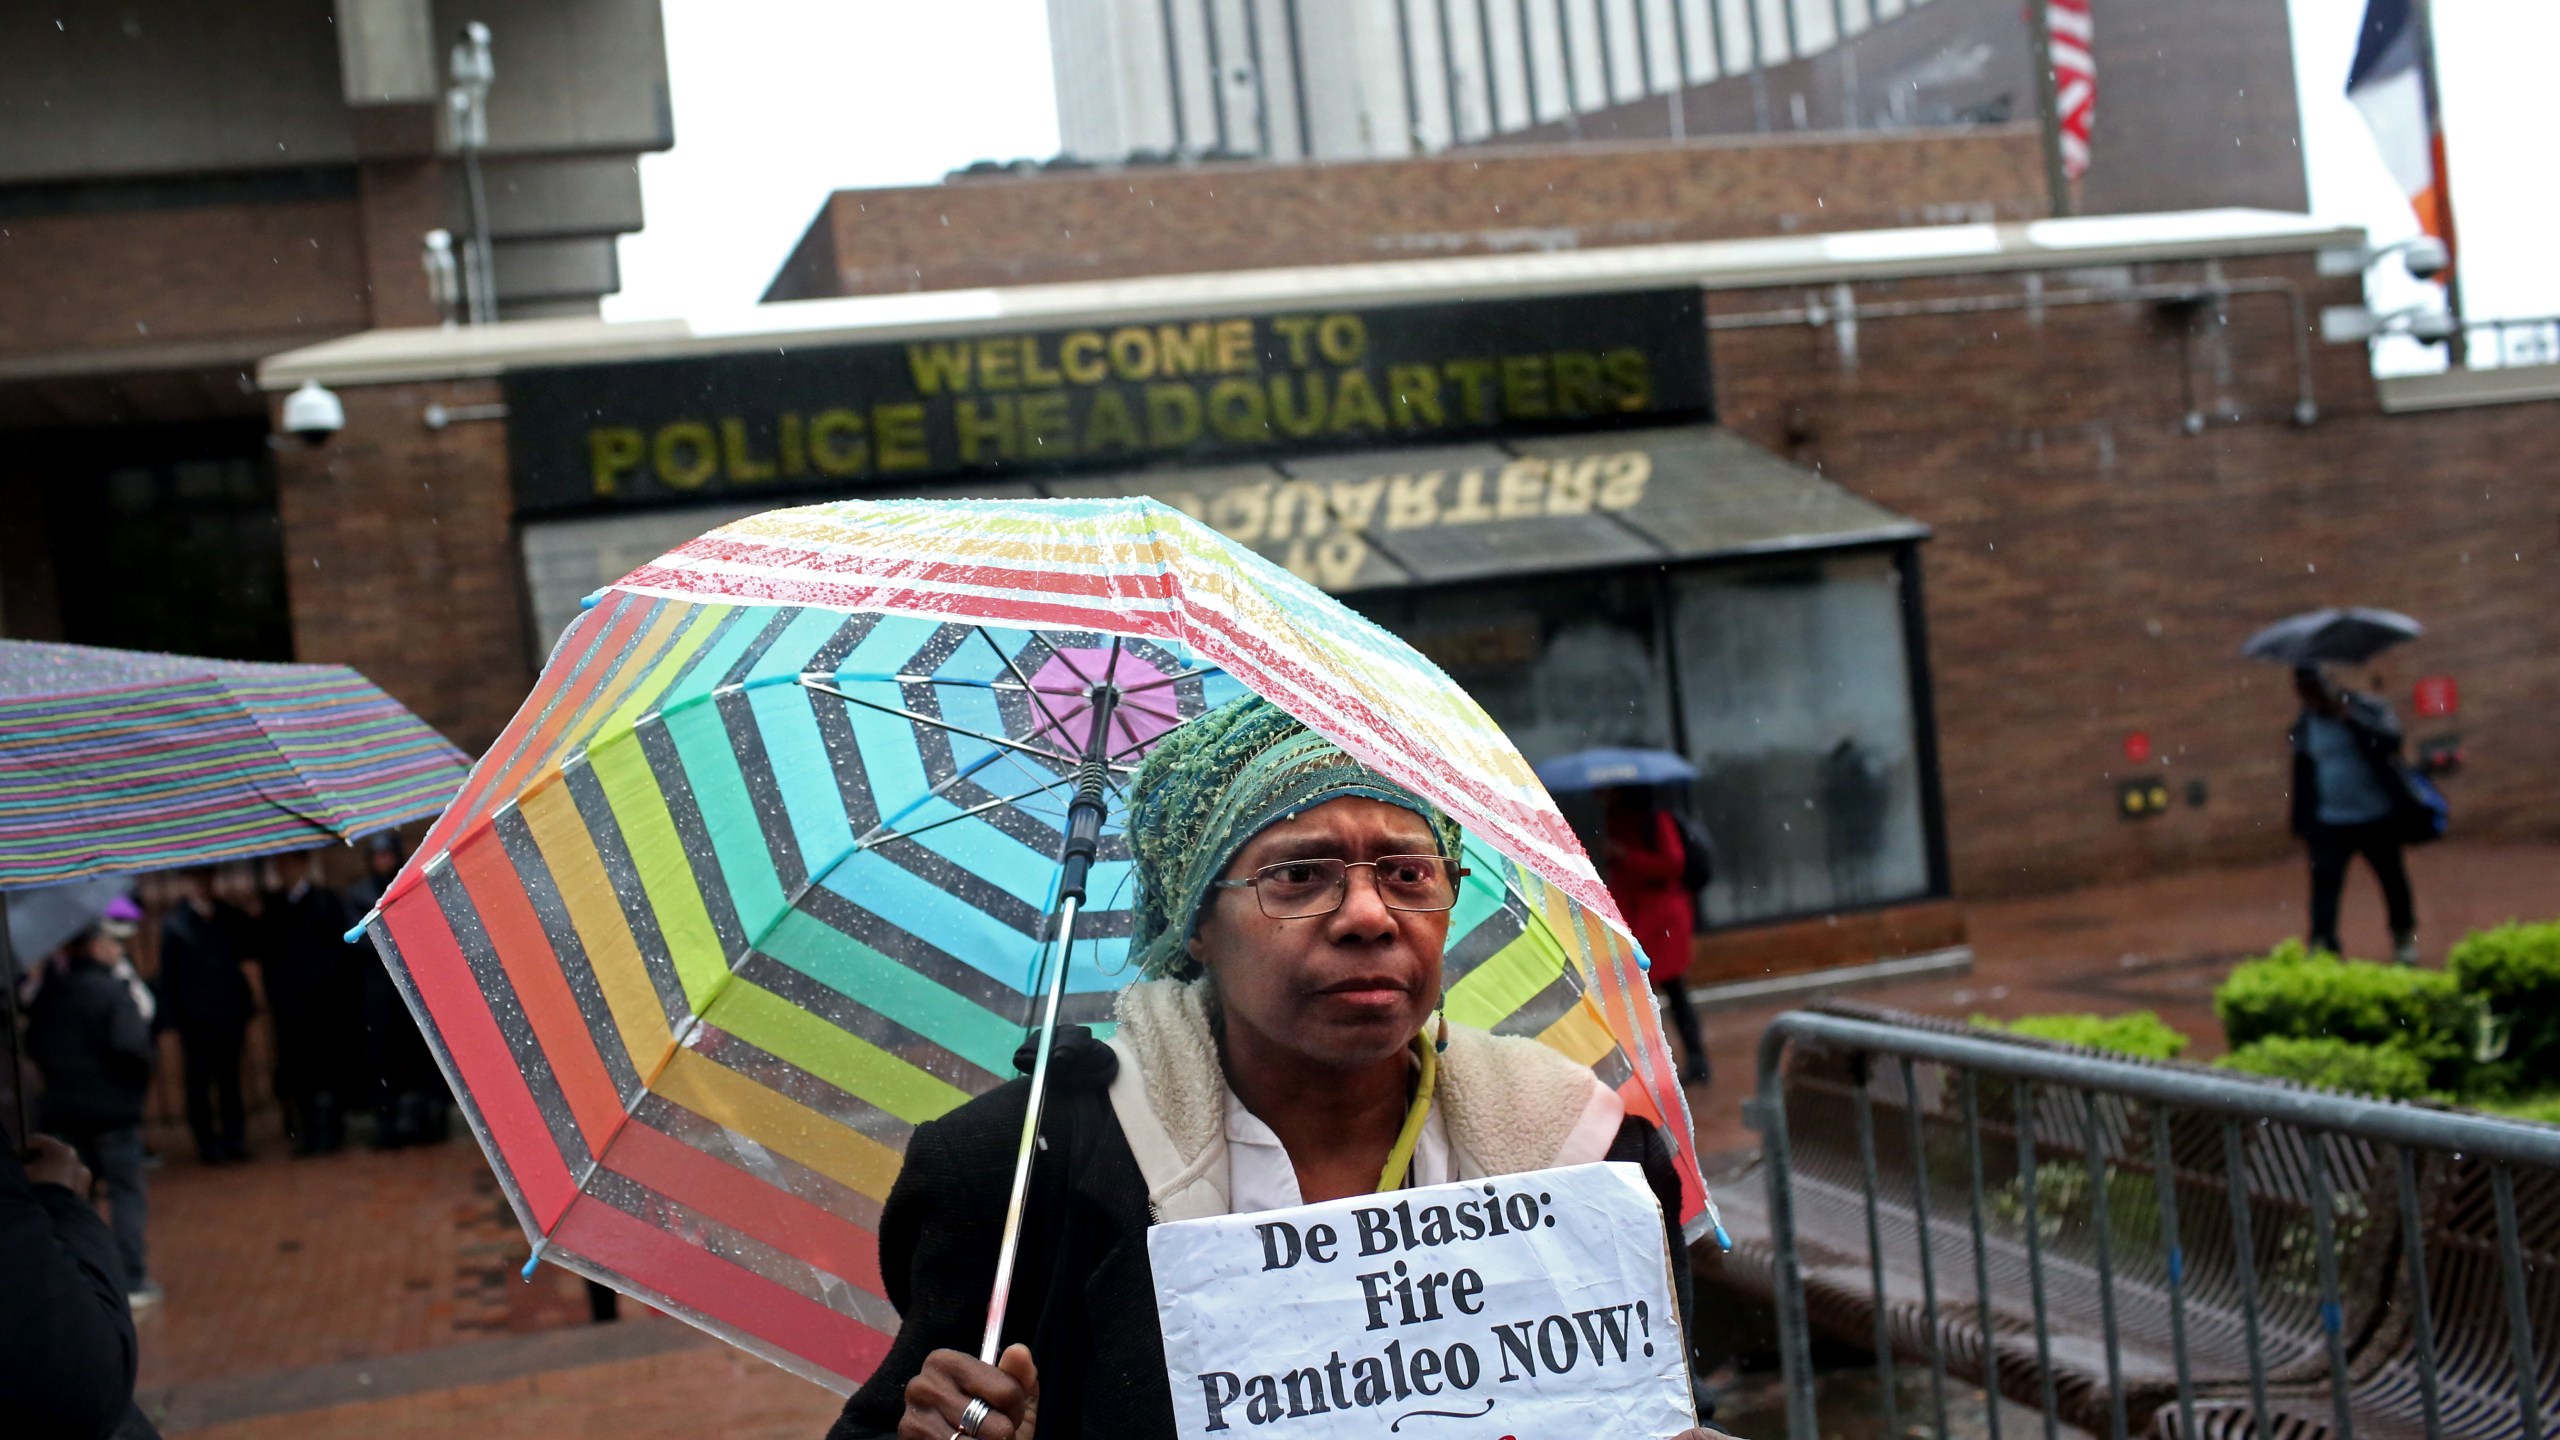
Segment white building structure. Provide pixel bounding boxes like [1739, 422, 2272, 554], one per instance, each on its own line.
[1045, 0, 1938, 162]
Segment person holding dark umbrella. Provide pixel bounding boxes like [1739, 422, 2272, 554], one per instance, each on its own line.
[2247, 608, 2430, 963]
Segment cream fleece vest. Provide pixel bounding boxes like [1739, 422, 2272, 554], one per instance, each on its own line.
[1102, 978, 1625, 1220]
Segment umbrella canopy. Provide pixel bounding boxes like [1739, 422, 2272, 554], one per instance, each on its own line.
[1534, 746, 1701, 792]
[0, 640, 471, 887]
[358, 497, 1706, 1393]
[5, 876, 136, 962]
[2241, 607, 2423, 667]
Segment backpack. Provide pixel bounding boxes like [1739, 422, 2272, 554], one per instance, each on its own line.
[2395, 765, 2451, 845]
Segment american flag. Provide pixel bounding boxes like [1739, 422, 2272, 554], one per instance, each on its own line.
[2048, 0, 2096, 179]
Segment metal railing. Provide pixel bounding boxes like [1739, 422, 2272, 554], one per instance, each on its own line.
[1740, 1009, 2560, 1440]
[2459, 316, 2560, 370]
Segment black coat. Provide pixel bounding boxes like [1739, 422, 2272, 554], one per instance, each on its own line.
[828, 1028, 1698, 1440]
[26, 961, 155, 1134]
[155, 902, 253, 1037]
[260, 884, 366, 1083]
[0, 1143, 140, 1440]
[2288, 693, 2409, 838]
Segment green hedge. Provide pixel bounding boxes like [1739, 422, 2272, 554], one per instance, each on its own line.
[1979, 1010, 2190, 1061]
[2448, 922, 2560, 1094]
[2217, 1036, 2434, 1100]
[2214, 939, 2479, 1090]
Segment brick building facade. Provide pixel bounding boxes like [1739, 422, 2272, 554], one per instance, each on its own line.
[766, 127, 2047, 301]
[257, 154, 2560, 971]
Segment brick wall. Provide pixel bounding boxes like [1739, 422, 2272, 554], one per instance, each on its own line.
[0, 198, 370, 359]
[765, 128, 2047, 300]
[1710, 257, 2560, 896]
[267, 380, 532, 756]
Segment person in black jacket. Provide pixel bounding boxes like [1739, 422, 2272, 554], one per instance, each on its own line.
[828, 698, 1721, 1440]
[156, 871, 255, 1164]
[25, 919, 158, 1305]
[344, 837, 449, 1149]
[2289, 666, 2420, 963]
[2, 1136, 152, 1440]
[261, 853, 363, 1156]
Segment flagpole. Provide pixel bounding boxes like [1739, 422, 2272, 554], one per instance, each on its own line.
[2026, 0, 2072, 217]
[2409, 0, 2466, 363]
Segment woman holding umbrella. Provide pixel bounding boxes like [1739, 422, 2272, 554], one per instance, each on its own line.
[1601, 786, 1710, 1088]
[2247, 608, 2433, 963]
[2290, 666, 2421, 963]
[830, 697, 1719, 1440]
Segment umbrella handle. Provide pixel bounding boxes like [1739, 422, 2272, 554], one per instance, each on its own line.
[978, 686, 1120, 1365]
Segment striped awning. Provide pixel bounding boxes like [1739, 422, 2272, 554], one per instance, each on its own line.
[0, 641, 471, 886]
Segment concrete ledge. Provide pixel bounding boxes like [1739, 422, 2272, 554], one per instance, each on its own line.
[1691, 945, 1975, 1012]
[1687, 897, 1969, 987]
[2378, 363, 2560, 413]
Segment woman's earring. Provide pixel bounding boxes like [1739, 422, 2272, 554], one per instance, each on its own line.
[1433, 1010, 1450, 1054]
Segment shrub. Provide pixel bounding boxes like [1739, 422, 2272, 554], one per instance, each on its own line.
[2477, 1091, 2560, 1126]
[2215, 939, 2479, 1088]
[2217, 1036, 2433, 1100]
[2448, 921, 2560, 1094]
[1977, 1010, 2190, 1061]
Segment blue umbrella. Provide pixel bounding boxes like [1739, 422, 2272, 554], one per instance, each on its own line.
[1534, 746, 1700, 792]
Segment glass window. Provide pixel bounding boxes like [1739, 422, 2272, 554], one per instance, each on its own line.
[40, 423, 291, 661]
[1355, 570, 1672, 763]
[1670, 550, 1931, 925]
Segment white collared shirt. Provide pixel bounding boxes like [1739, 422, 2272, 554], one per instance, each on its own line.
[1222, 1086, 1455, 1214]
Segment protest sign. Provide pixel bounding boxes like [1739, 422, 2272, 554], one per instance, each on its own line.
[1148, 1162, 1692, 1438]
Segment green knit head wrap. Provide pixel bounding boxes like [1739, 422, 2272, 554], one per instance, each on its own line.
[1124, 695, 1461, 982]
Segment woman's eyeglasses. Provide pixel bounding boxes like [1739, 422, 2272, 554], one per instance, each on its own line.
[1208, 855, 1469, 919]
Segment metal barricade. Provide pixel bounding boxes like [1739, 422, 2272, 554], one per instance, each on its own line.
[1731, 1008, 2560, 1440]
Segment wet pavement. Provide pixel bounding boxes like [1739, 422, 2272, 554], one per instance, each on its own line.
[113, 840, 2555, 1436]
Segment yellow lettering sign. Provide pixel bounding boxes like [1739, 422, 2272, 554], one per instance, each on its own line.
[1205, 378, 1268, 441]
[876, 403, 929, 471]
[589, 427, 644, 496]
[721, 418, 776, 483]
[1081, 388, 1143, 453]
[808, 409, 867, 476]
[1019, 390, 1073, 457]
[1060, 331, 1108, 385]
[907, 342, 972, 395]
[1158, 323, 1215, 378]
[1145, 383, 1201, 445]
[653, 421, 717, 490]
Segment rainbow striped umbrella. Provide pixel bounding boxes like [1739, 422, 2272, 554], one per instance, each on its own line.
[357, 497, 1708, 1393]
[0, 640, 470, 887]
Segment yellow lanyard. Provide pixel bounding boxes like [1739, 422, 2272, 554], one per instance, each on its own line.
[1374, 1024, 1441, 1193]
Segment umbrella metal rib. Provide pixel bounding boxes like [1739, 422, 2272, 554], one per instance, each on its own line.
[794, 677, 1137, 776]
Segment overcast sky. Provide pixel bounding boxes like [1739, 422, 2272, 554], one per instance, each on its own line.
[608, 0, 2560, 335]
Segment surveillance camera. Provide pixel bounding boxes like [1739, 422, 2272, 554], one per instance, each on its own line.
[2401, 236, 2450, 281]
[2406, 310, 2458, 344]
[280, 379, 346, 446]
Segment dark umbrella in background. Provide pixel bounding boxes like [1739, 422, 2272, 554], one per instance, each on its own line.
[0, 640, 469, 1149]
[2242, 606, 2424, 667]
[5, 876, 136, 964]
[1533, 746, 1701, 792]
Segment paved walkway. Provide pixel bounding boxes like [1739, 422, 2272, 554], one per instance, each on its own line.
[119, 841, 2554, 1437]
